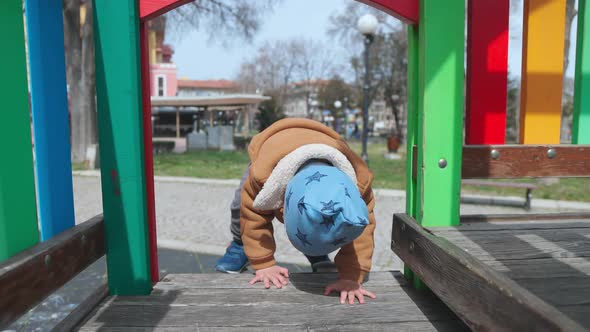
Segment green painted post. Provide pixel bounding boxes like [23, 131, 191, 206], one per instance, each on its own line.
[0, 0, 40, 261]
[93, 0, 151, 295]
[404, 24, 419, 282]
[417, 0, 465, 227]
[573, 0, 590, 144]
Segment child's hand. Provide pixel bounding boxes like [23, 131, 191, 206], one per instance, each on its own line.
[324, 279, 376, 304]
[249, 265, 289, 289]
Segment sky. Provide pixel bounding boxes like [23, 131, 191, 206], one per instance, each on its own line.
[168, 0, 577, 81]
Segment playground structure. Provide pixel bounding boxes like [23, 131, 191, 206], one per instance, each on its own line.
[1, 0, 589, 330]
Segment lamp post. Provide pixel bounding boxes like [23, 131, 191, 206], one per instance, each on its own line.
[357, 14, 378, 165]
[334, 100, 342, 134]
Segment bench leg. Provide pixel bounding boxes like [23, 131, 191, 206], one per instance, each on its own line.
[524, 188, 533, 211]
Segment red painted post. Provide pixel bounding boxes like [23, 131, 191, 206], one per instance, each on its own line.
[140, 22, 159, 283]
[465, 0, 509, 144]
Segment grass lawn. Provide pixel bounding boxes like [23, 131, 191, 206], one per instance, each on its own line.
[151, 141, 590, 202]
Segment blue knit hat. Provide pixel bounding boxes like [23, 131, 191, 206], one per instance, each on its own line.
[283, 162, 369, 256]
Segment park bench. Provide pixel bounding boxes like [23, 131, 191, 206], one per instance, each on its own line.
[461, 179, 537, 210]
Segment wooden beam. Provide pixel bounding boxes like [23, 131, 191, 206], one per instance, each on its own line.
[25, 0, 76, 241]
[0, 216, 104, 329]
[94, 0, 152, 295]
[465, 0, 509, 144]
[391, 214, 587, 332]
[416, 0, 465, 227]
[573, 0, 590, 144]
[140, 0, 192, 21]
[462, 145, 590, 178]
[53, 283, 108, 331]
[0, 0, 40, 261]
[519, 0, 566, 144]
[460, 213, 590, 223]
[140, 22, 159, 283]
[358, 0, 418, 25]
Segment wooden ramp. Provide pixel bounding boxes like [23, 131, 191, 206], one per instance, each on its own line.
[393, 214, 590, 331]
[78, 272, 468, 331]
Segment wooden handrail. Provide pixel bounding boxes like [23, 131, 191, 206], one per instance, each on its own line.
[0, 215, 105, 329]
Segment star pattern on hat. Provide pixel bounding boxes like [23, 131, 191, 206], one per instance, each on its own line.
[305, 171, 328, 185]
[331, 237, 348, 246]
[357, 216, 368, 225]
[297, 196, 307, 215]
[285, 189, 293, 211]
[320, 200, 340, 212]
[344, 187, 351, 198]
[320, 215, 336, 230]
[296, 228, 312, 246]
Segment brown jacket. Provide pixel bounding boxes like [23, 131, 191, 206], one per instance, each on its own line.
[240, 118, 376, 283]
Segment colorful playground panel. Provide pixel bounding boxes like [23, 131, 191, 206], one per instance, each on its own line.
[1, 0, 590, 330]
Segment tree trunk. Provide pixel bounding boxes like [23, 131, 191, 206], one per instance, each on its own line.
[63, 0, 84, 162]
[81, 0, 97, 148]
[563, 0, 577, 74]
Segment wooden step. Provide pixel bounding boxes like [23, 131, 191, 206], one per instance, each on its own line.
[78, 272, 468, 331]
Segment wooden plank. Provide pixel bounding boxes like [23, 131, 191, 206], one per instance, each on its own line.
[519, 0, 566, 144]
[417, 0, 465, 227]
[81, 298, 458, 328]
[391, 214, 587, 331]
[465, 0, 509, 145]
[0, 0, 39, 261]
[79, 321, 467, 332]
[24, 0, 76, 241]
[0, 216, 104, 329]
[460, 213, 590, 223]
[462, 145, 590, 178]
[94, 0, 152, 295]
[358, 0, 419, 25]
[53, 284, 108, 331]
[428, 227, 590, 261]
[140, 21, 159, 283]
[573, 0, 590, 144]
[140, 0, 192, 21]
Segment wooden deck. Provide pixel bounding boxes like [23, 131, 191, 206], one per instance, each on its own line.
[392, 214, 590, 331]
[78, 272, 468, 331]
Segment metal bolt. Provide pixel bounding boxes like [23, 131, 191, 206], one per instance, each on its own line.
[490, 149, 500, 160]
[44, 255, 51, 267]
[547, 149, 557, 159]
[401, 223, 406, 232]
[391, 239, 396, 246]
[81, 234, 87, 246]
[409, 241, 415, 252]
[438, 159, 448, 169]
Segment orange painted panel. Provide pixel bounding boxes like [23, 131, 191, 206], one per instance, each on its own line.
[519, 0, 566, 144]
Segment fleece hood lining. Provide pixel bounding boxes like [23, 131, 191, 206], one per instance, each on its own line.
[252, 144, 357, 210]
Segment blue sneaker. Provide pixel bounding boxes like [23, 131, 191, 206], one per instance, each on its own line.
[215, 241, 249, 273]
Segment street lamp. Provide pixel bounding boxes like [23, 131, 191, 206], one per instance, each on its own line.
[357, 13, 378, 165]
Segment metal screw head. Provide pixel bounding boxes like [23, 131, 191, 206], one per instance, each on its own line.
[44, 255, 51, 267]
[438, 159, 448, 169]
[490, 149, 500, 160]
[409, 242, 415, 252]
[547, 149, 557, 159]
[401, 223, 406, 232]
[391, 239, 396, 246]
[81, 234, 87, 246]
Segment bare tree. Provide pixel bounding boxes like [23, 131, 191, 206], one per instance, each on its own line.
[62, 0, 280, 163]
[296, 39, 335, 118]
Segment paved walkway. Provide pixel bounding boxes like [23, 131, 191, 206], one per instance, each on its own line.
[72, 174, 589, 272]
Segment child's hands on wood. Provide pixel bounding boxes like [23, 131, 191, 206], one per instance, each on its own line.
[324, 279, 376, 304]
[249, 265, 289, 289]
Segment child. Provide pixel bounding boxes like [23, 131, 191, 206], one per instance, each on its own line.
[216, 118, 376, 304]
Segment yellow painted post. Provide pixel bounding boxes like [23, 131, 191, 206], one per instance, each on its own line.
[519, 0, 566, 144]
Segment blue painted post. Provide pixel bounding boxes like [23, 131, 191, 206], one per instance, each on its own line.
[25, 0, 76, 240]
